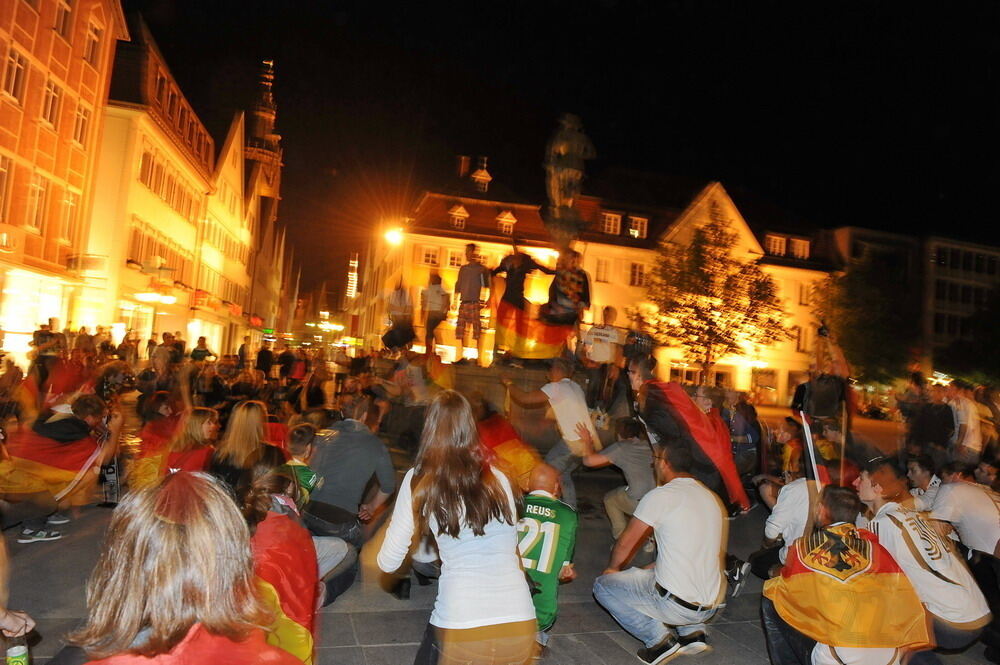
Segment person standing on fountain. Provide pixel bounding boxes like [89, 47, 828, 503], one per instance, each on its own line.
[492, 236, 555, 362]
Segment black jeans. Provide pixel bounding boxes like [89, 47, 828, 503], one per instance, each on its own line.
[303, 504, 363, 548]
[761, 596, 814, 665]
[749, 546, 783, 580]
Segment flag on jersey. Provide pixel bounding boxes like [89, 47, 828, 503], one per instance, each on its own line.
[495, 300, 573, 359]
[763, 523, 932, 650]
[517, 491, 578, 632]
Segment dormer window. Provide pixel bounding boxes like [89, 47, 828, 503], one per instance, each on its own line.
[470, 156, 492, 193]
[448, 204, 469, 229]
[497, 210, 516, 235]
[790, 238, 810, 260]
[601, 212, 621, 235]
[765, 234, 786, 256]
[629, 216, 648, 239]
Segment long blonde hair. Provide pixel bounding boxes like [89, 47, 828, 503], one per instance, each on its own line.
[169, 407, 218, 454]
[412, 390, 519, 538]
[216, 400, 267, 467]
[68, 472, 271, 658]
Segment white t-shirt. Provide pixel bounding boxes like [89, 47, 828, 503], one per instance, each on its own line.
[377, 467, 536, 629]
[811, 645, 901, 665]
[422, 284, 450, 314]
[950, 396, 982, 452]
[869, 501, 989, 626]
[541, 378, 599, 454]
[931, 481, 1000, 555]
[764, 477, 812, 563]
[583, 325, 623, 364]
[909, 475, 941, 512]
[633, 476, 725, 606]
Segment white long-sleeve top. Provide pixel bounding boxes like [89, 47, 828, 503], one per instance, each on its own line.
[377, 466, 536, 630]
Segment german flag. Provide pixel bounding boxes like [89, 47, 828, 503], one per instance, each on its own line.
[477, 413, 542, 491]
[0, 424, 101, 506]
[495, 300, 573, 359]
[763, 523, 932, 650]
[251, 511, 318, 664]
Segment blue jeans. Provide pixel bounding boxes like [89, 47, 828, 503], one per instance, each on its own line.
[593, 567, 719, 648]
[544, 440, 581, 509]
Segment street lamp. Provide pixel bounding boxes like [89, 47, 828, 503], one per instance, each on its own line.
[385, 228, 404, 245]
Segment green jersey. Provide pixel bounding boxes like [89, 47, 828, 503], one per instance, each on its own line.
[517, 491, 578, 631]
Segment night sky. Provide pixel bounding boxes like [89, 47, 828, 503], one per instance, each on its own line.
[128, 0, 1000, 294]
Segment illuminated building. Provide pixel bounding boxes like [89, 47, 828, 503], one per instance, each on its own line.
[0, 0, 127, 361]
[345, 252, 358, 301]
[352, 162, 827, 402]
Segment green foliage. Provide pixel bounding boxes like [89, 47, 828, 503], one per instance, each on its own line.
[813, 250, 918, 384]
[936, 290, 1000, 384]
[647, 219, 788, 373]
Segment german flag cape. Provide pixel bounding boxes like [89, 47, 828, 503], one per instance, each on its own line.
[83, 624, 301, 664]
[251, 512, 318, 663]
[648, 381, 749, 510]
[495, 300, 572, 359]
[131, 417, 185, 489]
[0, 425, 99, 505]
[477, 413, 541, 492]
[763, 523, 932, 650]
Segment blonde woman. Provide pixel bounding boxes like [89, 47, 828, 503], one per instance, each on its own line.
[378, 390, 536, 665]
[165, 407, 218, 474]
[53, 472, 299, 664]
[210, 400, 271, 489]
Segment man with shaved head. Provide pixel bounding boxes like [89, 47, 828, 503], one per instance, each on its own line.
[517, 463, 579, 652]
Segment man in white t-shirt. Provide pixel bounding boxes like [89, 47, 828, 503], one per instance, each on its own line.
[857, 459, 990, 662]
[747, 461, 812, 580]
[931, 462, 1000, 557]
[502, 358, 598, 508]
[593, 444, 726, 664]
[581, 306, 623, 409]
[949, 380, 983, 464]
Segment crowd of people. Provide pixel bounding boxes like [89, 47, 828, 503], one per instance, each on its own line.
[0, 242, 995, 665]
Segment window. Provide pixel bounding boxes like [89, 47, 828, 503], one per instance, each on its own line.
[799, 281, 811, 305]
[54, 0, 73, 38]
[3, 49, 28, 103]
[0, 156, 10, 222]
[83, 24, 102, 66]
[601, 212, 621, 235]
[498, 220, 514, 235]
[629, 263, 647, 287]
[60, 190, 79, 244]
[41, 80, 62, 127]
[26, 174, 50, 233]
[629, 216, 648, 239]
[934, 313, 945, 335]
[765, 234, 786, 256]
[421, 246, 439, 266]
[154, 73, 166, 105]
[448, 205, 468, 229]
[72, 104, 90, 144]
[989, 257, 998, 276]
[167, 91, 177, 119]
[935, 279, 947, 302]
[790, 238, 810, 260]
[596, 258, 609, 283]
[447, 249, 463, 269]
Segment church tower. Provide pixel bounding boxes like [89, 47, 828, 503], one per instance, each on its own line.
[246, 59, 282, 199]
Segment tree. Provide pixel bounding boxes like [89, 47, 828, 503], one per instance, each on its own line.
[647, 219, 788, 379]
[935, 290, 1000, 384]
[812, 249, 919, 385]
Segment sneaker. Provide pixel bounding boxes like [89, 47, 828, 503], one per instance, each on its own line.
[678, 631, 710, 656]
[637, 635, 680, 664]
[17, 528, 62, 543]
[728, 559, 752, 597]
[46, 511, 71, 525]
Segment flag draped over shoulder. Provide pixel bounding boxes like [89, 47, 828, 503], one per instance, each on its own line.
[495, 300, 572, 359]
[84, 624, 301, 664]
[477, 413, 541, 491]
[251, 512, 318, 664]
[763, 523, 932, 650]
[0, 420, 100, 505]
[131, 417, 183, 490]
[649, 381, 749, 510]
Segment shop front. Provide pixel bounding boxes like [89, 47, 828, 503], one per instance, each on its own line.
[0, 267, 74, 368]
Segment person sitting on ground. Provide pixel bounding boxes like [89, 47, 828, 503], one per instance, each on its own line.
[761, 485, 931, 665]
[377, 390, 538, 665]
[285, 424, 322, 508]
[747, 456, 812, 581]
[906, 454, 941, 511]
[575, 418, 655, 540]
[51, 472, 300, 665]
[517, 463, 578, 653]
[209, 400, 276, 490]
[856, 458, 991, 664]
[593, 445, 726, 664]
[303, 396, 395, 548]
[976, 454, 1000, 492]
[130, 391, 183, 489]
[0, 394, 122, 543]
[501, 357, 599, 509]
[164, 407, 218, 474]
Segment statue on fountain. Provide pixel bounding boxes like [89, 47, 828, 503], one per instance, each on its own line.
[544, 113, 596, 250]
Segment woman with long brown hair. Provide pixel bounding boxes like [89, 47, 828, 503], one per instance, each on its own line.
[378, 390, 536, 664]
[53, 471, 299, 664]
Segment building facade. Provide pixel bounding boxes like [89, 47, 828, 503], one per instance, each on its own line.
[0, 0, 127, 360]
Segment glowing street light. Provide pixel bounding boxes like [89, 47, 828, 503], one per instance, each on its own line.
[385, 228, 404, 245]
